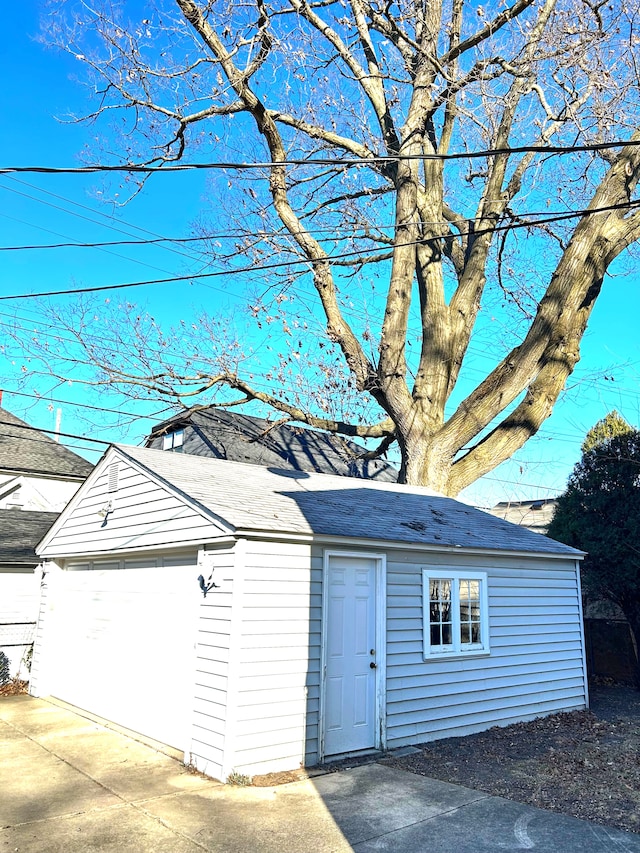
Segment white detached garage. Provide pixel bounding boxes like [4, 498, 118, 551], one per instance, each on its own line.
[31, 445, 587, 781]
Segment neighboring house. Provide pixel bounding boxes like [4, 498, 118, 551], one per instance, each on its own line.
[31, 445, 586, 782]
[485, 499, 557, 535]
[0, 511, 59, 678]
[145, 406, 398, 481]
[0, 407, 93, 512]
[0, 406, 93, 677]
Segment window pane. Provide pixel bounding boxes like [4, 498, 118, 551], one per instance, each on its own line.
[424, 571, 487, 657]
[430, 579, 440, 601]
[429, 578, 453, 648]
[430, 579, 451, 601]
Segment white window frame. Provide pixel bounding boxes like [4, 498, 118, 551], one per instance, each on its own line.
[422, 568, 490, 659]
[162, 428, 184, 451]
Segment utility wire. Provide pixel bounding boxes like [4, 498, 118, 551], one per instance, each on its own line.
[477, 474, 562, 494]
[0, 198, 635, 252]
[0, 421, 111, 447]
[0, 176, 204, 265]
[1, 389, 173, 421]
[0, 422, 564, 496]
[3, 197, 639, 302]
[0, 182, 200, 276]
[2, 137, 640, 174]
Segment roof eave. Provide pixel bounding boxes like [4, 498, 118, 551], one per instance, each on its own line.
[232, 527, 584, 559]
[0, 465, 89, 480]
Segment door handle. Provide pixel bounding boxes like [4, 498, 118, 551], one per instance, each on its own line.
[370, 661, 377, 669]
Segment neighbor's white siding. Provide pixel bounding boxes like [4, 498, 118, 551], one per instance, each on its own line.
[39, 456, 226, 557]
[0, 572, 39, 677]
[385, 549, 587, 746]
[220, 539, 321, 778]
[0, 474, 82, 513]
[29, 561, 55, 697]
[189, 544, 237, 781]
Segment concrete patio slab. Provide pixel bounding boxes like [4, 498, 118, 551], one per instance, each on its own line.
[139, 783, 354, 853]
[2, 802, 205, 853]
[3, 695, 640, 853]
[0, 738, 121, 826]
[28, 726, 214, 801]
[350, 787, 640, 852]
[0, 716, 26, 741]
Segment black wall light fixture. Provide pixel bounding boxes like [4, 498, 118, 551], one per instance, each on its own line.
[197, 573, 219, 597]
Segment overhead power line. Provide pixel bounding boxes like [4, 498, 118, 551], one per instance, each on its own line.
[0, 420, 111, 447]
[0, 234, 224, 252]
[0, 197, 636, 253]
[2, 196, 639, 302]
[0, 176, 203, 266]
[0, 421, 563, 497]
[2, 137, 640, 174]
[1, 390, 172, 421]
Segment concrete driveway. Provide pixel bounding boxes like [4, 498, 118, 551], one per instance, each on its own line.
[1, 696, 639, 853]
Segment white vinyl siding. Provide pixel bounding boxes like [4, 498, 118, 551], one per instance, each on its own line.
[0, 572, 39, 677]
[386, 550, 586, 746]
[39, 456, 227, 557]
[29, 567, 49, 696]
[224, 539, 321, 777]
[189, 545, 236, 781]
[0, 474, 82, 513]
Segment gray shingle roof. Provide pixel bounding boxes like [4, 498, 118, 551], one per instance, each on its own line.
[487, 499, 557, 535]
[119, 445, 580, 557]
[0, 510, 59, 566]
[146, 407, 398, 481]
[0, 408, 94, 478]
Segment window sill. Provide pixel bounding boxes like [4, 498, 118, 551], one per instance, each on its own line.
[423, 650, 491, 662]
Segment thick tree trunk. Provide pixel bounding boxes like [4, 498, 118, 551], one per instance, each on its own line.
[396, 420, 454, 494]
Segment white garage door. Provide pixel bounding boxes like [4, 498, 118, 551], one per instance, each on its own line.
[47, 555, 199, 750]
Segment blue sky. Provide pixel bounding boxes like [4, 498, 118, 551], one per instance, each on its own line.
[1, 3, 640, 507]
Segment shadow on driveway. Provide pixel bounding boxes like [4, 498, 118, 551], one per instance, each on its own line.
[1, 696, 639, 853]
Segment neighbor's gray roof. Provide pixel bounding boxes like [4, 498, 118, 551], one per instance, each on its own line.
[119, 445, 580, 557]
[0, 510, 59, 566]
[0, 408, 93, 478]
[486, 498, 557, 535]
[146, 406, 398, 481]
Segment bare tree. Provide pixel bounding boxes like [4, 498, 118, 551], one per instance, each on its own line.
[20, 0, 640, 494]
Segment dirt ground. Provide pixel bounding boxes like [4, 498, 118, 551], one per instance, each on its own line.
[385, 682, 640, 834]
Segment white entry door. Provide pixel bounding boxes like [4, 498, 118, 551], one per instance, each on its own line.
[323, 554, 381, 757]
